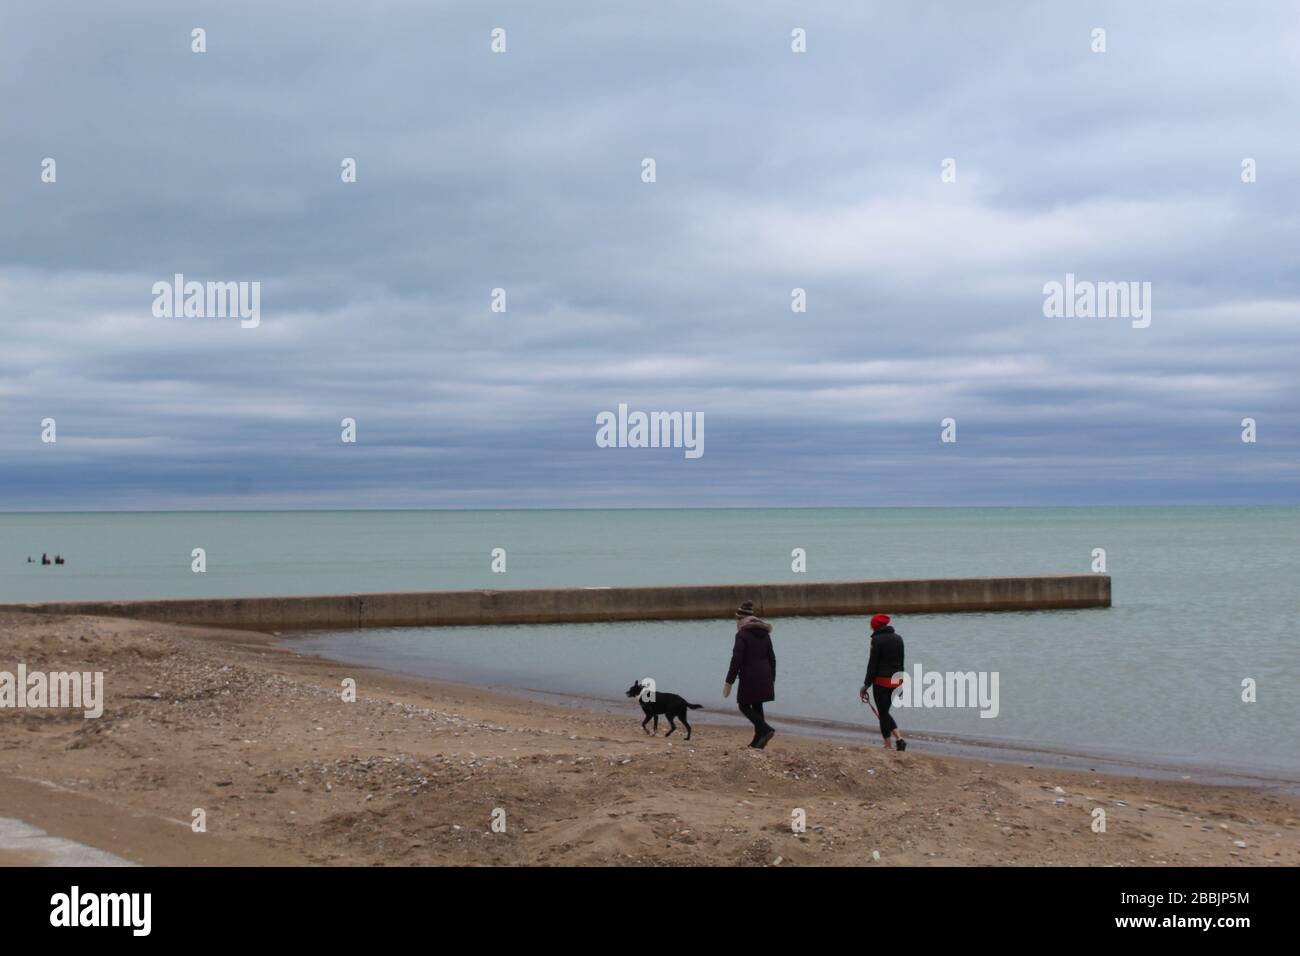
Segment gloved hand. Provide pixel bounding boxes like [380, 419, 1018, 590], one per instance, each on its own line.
[723, 682, 732, 698]
[859, 685, 869, 703]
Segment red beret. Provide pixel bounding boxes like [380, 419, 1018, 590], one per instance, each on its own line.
[870, 613, 891, 630]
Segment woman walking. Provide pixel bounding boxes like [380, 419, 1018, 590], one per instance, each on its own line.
[724, 600, 777, 749]
[860, 613, 907, 751]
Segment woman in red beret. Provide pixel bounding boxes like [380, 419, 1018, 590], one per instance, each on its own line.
[860, 613, 908, 751]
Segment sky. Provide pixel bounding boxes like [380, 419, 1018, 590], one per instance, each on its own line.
[2, 1, 1298, 509]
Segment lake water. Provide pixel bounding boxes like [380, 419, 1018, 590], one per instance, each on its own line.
[4, 507, 1297, 777]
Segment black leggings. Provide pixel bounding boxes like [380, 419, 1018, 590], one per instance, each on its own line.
[872, 684, 898, 739]
[738, 701, 774, 741]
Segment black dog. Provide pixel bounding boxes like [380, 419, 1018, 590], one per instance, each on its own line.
[625, 681, 702, 740]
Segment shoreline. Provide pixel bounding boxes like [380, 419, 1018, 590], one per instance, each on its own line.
[277, 634, 1300, 794]
[3, 611, 1297, 866]
[458, 680, 1300, 795]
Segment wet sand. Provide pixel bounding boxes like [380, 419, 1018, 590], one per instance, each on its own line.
[449, 681, 1300, 794]
[2, 612, 1297, 866]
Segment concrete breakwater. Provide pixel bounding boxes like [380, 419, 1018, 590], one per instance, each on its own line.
[2, 575, 1109, 632]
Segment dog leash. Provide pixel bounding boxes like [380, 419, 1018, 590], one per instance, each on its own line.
[861, 689, 879, 718]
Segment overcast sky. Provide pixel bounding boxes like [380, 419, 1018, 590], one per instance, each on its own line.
[2, 1, 1298, 509]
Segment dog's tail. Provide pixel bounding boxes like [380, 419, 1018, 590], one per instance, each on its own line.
[686, 702, 703, 710]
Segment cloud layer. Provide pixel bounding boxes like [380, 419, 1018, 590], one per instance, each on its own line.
[3, 1, 1298, 508]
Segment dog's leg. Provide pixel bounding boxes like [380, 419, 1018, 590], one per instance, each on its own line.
[641, 713, 653, 735]
[665, 715, 676, 737]
[681, 715, 692, 740]
[652, 715, 659, 735]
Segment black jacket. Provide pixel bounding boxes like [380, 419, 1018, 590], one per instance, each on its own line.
[864, 626, 904, 686]
[726, 618, 776, 705]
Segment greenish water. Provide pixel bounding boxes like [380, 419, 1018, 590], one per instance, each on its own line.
[4, 507, 1298, 775]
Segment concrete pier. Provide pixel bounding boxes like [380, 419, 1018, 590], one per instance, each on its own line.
[1, 574, 1110, 632]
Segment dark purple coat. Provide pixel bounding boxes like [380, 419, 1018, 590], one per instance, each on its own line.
[726, 619, 776, 704]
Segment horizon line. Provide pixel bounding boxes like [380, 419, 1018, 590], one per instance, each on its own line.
[2, 503, 1297, 516]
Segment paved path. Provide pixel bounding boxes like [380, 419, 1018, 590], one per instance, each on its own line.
[0, 816, 136, 866]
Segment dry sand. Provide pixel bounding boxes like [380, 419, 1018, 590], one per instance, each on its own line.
[1, 611, 1296, 866]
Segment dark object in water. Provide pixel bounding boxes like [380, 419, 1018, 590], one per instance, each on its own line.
[54, 555, 65, 565]
[41, 553, 51, 565]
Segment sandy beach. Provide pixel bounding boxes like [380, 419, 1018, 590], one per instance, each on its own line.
[1, 610, 1296, 867]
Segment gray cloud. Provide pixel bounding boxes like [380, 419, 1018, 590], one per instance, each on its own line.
[2, 1, 1298, 509]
